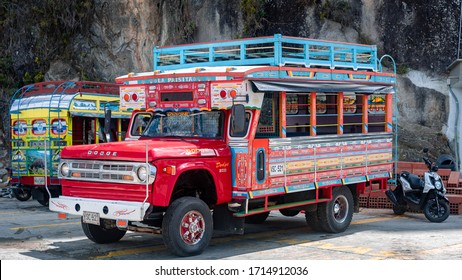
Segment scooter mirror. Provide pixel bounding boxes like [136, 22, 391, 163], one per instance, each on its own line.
[423, 148, 429, 153]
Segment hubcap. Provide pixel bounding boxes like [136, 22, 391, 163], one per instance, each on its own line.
[332, 195, 348, 223]
[430, 201, 446, 218]
[180, 210, 205, 245]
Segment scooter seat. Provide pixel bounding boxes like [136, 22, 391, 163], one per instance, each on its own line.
[400, 171, 424, 190]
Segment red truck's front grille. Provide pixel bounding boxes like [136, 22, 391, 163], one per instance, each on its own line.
[59, 159, 156, 185]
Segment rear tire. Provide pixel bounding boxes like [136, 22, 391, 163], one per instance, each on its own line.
[317, 187, 354, 233]
[305, 210, 323, 232]
[81, 218, 126, 244]
[12, 188, 31, 201]
[162, 197, 213, 257]
[423, 199, 450, 223]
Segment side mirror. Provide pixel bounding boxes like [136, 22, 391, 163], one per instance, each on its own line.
[104, 108, 112, 142]
[423, 148, 429, 153]
[231, 104, 246, 135]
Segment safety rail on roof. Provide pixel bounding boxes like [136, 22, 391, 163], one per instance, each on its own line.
[19, 81, 119, 96]
[153, 34, 378, 72]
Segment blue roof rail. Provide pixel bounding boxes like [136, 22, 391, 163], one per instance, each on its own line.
[153, 34, 378, 72]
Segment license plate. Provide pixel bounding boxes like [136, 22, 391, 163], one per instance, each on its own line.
[34, 176, 45, 185]
[83, 211, 100, 225]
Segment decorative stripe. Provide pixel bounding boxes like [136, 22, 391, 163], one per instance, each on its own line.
[249, 187, 286, 198]
[285, 183, 316, 193]
[342, 176, 367, 184]
[367, 172, 392, 180]
[316, 179, 343, 187]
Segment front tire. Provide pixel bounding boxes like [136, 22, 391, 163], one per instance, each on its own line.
[424, 199, 450, 223]
[317, 187, 354, 233]
[37, 190, 49, 207]
[162, 197, 213, 257]
[81, 218, 127, 244]
[12, 188, 31, 201]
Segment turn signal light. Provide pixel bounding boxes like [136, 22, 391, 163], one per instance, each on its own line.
[163, 165, 176, 175]
[229, 89, 237, 98]
[58, 213, 67, 219]
[122, 175, 134, 181]
[116, 219, 128, 228]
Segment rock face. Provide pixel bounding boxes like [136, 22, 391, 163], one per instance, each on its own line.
[0, 0, 460, 165]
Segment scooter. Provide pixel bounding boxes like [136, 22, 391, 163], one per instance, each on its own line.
[386, 148, 450, 223]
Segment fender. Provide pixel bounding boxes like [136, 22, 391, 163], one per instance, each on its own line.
[152, 157, 232, 207]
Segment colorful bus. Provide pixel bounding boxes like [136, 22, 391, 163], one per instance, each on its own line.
[50, 35, 397, 256]
[9, 81, 131, 205]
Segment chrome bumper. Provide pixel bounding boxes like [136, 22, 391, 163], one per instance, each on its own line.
[49, 196, 150, 221]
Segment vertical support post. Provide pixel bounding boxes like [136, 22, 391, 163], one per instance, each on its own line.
[280, 91, 286, 138]
[362, 94, 369, 133]
[209, 46, 214, 63]
[67, 117, 72, 146]
[385, 93, 393, 132]
[337, 92, 344, 135]
[180, 49, 185, 65]
[95, 118, 99, 144]
[44, 139, 51, 198]
[352, 48, 357, 70]
[240, 44, 245, 61]
[274, 34, 282, 66]
[310, 92, 317, 136]
[117, 118, 122, 141]
[153, 46, 158, 70]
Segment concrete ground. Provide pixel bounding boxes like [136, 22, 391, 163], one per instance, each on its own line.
[1, 196, 462, 260]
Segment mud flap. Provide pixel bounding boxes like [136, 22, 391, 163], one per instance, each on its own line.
[213, 204, 244, 235]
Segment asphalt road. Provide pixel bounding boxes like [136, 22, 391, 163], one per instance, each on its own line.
[1, 196, 462, 260]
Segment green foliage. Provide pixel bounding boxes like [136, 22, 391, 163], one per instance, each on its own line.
[181, 21, 197, 41]
[22, 72, 33, 85]
[241, 0, 266, 37]
[0, 56, 15, 89]
[0, 0, 95, 91]
[319, 0, 354, 26]
[359, 33, 374, 45]
[34, 72, 44, 83]
[396, 64, 409, 75]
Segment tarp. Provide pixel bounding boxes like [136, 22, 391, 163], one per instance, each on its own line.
[251, 80, 395, 94]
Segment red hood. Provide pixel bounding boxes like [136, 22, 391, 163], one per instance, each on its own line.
[60, 138, 230, 162]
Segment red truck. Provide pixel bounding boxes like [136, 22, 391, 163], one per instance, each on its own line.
[49, 35, 396, 256]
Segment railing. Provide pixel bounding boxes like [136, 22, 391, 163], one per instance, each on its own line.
[19, 81, 119, 96]
[154, 34, 378, 72]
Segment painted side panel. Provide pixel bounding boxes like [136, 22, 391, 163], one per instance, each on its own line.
[233, 133, 392, 198]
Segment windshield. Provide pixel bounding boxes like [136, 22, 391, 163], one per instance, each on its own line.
[142, 111, 224, 138]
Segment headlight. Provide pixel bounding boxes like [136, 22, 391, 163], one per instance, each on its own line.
[136, 166, 147, 181]
[435, 180, 443, 190]
[60, 163, 70, 177]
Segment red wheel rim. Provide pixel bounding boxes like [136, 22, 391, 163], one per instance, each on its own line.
[180, 210, 205, 245]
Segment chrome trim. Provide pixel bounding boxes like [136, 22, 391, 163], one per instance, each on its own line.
[58, 159, 156, 184]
